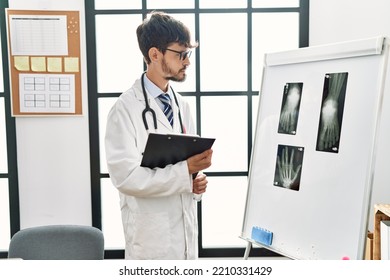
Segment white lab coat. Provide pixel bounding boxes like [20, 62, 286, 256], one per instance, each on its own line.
[105, 78, 199, 260]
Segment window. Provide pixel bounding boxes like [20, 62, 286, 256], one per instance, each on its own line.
[86, 0, 309, 258]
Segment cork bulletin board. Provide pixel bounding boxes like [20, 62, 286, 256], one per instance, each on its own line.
[6, 9, 82, 116]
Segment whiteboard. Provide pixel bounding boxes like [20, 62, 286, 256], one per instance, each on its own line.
[241, 37, 389, 260]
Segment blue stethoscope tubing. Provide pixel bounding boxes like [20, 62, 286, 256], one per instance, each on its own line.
[141, 72, 184, 133]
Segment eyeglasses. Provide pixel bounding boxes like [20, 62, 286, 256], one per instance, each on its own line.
[165, 48, 192, 61]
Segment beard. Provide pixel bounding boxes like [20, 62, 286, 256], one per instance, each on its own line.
[162, 57, 187, 82]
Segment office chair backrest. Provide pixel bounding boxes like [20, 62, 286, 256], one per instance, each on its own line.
[8, 224, 104, 260]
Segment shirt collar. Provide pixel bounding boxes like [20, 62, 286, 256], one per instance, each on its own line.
[143, 74, 172, 99]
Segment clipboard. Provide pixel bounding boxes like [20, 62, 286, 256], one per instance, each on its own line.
[141, 133, 215, 169]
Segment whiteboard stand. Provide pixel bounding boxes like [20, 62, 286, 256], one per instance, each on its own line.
[241, 36, 390, 259]
[242, 237, 293, 260]
[243, 240, 252, 260]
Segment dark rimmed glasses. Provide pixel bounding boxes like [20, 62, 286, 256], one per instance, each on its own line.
[165, 48, 192, 61]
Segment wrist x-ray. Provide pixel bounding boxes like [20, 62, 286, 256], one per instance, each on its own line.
[316, 72, 348, 153]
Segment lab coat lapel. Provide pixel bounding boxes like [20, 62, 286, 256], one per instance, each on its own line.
[155, 103, 173, 131]
[133, 78, 173, 131]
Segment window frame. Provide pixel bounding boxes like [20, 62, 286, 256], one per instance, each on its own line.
[0, 0, 21, 258]
[85, 0, 309, 258]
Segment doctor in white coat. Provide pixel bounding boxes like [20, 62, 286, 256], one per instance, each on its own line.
[105, 11, 213, 260]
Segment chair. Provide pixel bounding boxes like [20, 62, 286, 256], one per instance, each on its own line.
[8, 224, 104, 260]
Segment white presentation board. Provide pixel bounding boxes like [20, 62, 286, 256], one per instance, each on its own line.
[241, 37, 389, 260]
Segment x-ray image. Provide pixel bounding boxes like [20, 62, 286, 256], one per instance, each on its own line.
[316, 72, 348, 153]
[273, 144, 304, 191]
[278, 82, 303, 135]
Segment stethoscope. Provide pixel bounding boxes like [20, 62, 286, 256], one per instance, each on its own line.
[141, 72, 184, 133]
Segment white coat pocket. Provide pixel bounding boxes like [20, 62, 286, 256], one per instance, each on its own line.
[132, 212, 170, 259]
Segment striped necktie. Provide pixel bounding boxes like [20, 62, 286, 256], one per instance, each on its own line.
[158, 93, 173, 127]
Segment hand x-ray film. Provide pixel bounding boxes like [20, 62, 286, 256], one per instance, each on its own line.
[316, 72, 348, 153]
[273, 144, 304, 191]
[278, 82, 303, 135]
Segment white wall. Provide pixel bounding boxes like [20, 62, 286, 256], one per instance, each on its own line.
[310, 0, 390, 45]
[10, 0, 390, 229]
[9, 0, 91, 228]
[310, 0, 390, 231]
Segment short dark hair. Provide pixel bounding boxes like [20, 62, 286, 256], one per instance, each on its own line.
[136, 11, 198, 64]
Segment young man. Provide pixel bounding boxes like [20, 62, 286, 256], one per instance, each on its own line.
[105, 11, 213, 260]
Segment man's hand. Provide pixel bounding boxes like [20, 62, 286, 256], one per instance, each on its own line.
[192, 173, 208, 194]
[187, 149, 213, 175]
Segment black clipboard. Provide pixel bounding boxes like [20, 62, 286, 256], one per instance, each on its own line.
[141, 133, 215, 169]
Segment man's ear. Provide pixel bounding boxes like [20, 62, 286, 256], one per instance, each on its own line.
[148, 47, 161, 63]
